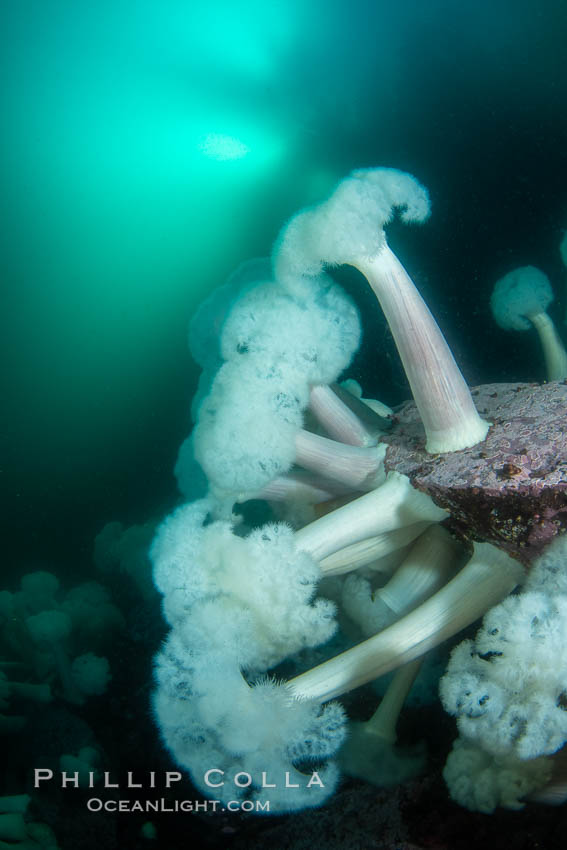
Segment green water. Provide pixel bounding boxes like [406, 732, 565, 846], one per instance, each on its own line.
[4, 3, 565, 559]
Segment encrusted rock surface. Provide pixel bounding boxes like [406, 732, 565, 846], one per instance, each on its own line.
[227, 765, 565, 850]
[381, 381, 567, 564]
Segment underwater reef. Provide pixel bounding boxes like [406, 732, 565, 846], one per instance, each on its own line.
[3, 166, 567, 850]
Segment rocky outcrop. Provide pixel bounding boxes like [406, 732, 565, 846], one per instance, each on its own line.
[382, 382, 567, 563]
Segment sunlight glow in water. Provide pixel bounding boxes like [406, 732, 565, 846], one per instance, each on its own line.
[197, 132, 251, 161]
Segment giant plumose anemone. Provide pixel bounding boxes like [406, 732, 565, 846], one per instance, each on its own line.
[151, 167, 567, 814]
